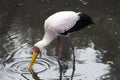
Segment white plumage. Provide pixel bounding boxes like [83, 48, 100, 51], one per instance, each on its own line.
[45, 11, 80, 34]
[34, 11, 82, 49]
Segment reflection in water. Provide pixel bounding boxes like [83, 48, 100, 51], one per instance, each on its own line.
[74, 42, 110, 80]
[30, 69, 41, 80]
[58, 57, 75, 80]
[21, 69, 41, 80]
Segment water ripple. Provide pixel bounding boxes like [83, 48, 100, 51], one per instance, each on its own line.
[5, 58, 52, 74]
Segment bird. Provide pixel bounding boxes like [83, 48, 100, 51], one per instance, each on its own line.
[28, 11, 94, 70]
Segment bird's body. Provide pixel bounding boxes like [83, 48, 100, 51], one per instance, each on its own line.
[34, 11, 94, 49]
[45, 11, 80, 35]
[29, 11, 94, 70]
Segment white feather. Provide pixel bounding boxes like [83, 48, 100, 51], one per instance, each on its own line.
[44, 11, 80, 34]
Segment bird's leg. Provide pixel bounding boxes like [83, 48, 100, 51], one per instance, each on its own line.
[57, 36, 62, 60]
[21, 74, 29, 80]
[57, 36, 63, 80]
[30, 69, 40, 80]
[67, 36, 75, 61]
[67, 36, 75, 80]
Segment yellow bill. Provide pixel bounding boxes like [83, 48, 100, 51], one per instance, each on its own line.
[28, 52, 39, 70]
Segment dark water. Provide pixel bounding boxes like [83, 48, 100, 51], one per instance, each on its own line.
[0, 0, 120, 80]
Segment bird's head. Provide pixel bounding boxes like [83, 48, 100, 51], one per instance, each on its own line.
[28, 39, 53, 70]
[28, 46, 40, 70]
[79, 13, 95, 26]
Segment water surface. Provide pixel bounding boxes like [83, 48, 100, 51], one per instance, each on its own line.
[0, 0, 120, 80]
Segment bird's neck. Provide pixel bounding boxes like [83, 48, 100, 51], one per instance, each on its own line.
[34, 32, 57, 50]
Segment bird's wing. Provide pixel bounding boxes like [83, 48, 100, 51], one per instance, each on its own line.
[45, 11, 80, 34]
